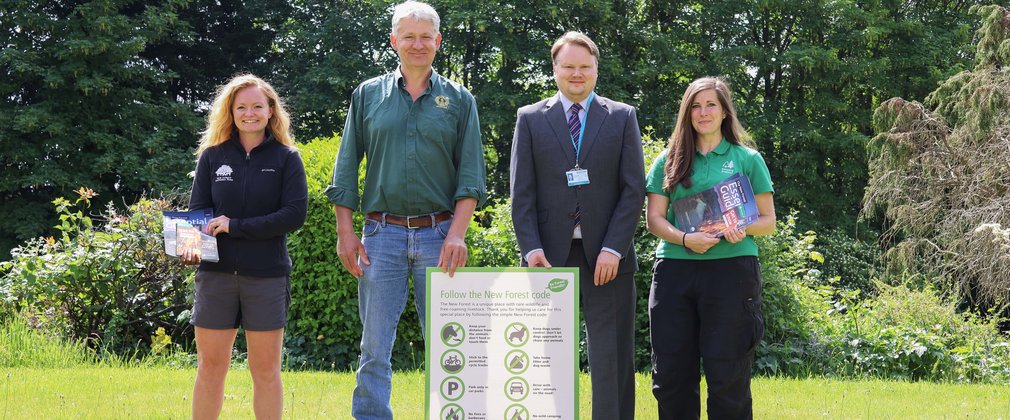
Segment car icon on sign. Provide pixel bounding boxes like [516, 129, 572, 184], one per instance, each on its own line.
[509, 381, 524, 395]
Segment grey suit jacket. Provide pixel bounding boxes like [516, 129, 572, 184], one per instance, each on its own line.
[510, 93, 646, 273]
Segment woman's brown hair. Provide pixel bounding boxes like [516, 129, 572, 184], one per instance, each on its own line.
[662, 77, 752, 192]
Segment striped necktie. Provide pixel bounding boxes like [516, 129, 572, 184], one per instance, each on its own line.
[567, 103, 583, 147]
[567, 103, 583, 228]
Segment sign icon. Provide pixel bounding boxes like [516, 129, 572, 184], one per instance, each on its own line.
[441, 322, 465, 347]
[504, 376, 529, 402]
[504, 404, 529, 420]
[441, 403, 465, 420]
[504, 349, 529, 375]
[504, 322, 529, 347]
[441, 349, 465, 374]
[441, 376, 465, 401]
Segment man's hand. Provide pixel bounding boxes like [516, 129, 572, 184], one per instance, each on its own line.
[594, 251, 619, 286]
[685, 232, 720, 254]
[337, 231, 369, 277]
[526, 250, 552, 268]
[438, 233, 468, 277]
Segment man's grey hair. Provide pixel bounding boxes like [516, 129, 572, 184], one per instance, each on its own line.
[391, 1, 440, 35]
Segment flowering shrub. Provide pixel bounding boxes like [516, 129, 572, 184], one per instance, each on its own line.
[0, 189, 193, 356]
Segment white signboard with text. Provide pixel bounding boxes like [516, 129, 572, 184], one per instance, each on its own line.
[425, 268, 579, 420]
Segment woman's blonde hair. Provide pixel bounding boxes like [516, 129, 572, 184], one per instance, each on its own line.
[663, 76, 752, 192]
[196, 74, 292, 155]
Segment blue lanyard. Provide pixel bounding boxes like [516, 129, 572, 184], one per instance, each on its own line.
[572, 92, 595, 167]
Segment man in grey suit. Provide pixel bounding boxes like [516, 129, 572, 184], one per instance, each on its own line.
[509, 31, 645, 419]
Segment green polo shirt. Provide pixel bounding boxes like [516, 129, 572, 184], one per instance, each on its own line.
[645, 139, 774, 260]
[325, 68, 487, 215]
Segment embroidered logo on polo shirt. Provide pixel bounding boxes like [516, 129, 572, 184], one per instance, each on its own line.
[721, 161, 736, 174]
[435, 95, 450, 109]
[215, 165, 234, 182]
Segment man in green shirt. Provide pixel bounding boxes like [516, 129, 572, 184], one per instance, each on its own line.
[324, 1, 486, 417]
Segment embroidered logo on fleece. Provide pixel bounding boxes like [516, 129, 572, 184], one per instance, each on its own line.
[215, 165, 234, 182]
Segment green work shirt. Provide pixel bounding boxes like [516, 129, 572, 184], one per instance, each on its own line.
[325, 68, 487, 215]
[645, 138, 774, 260]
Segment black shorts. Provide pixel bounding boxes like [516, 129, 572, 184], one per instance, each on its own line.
[190, 270, 290, 331]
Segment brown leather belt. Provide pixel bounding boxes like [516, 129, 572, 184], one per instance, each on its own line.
[366, 211, 452, 228]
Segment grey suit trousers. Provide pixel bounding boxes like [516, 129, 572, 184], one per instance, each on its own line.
[567, 240, 636, 419]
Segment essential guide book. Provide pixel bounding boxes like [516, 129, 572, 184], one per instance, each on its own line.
[163, 209, 219, 262]
[671, 173, 759, 238]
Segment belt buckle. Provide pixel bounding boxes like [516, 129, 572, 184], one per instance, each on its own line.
[405, 214, 424, 229]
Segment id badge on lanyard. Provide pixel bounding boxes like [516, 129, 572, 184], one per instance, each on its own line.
[566, 168, 589, 186]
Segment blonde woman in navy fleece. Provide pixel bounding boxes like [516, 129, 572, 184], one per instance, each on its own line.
[183, 74, 307, 419]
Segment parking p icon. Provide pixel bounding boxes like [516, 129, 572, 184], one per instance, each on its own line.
[440, 376, 465, 402]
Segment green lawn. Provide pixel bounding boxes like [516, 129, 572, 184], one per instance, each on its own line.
[3, 368, 1008, 419]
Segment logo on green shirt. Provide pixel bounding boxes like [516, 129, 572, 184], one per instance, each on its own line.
[435, 95, 450, 109]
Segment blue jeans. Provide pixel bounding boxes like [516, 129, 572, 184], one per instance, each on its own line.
[352, 216, 450, 419]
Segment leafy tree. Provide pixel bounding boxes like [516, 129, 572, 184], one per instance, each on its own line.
[863, 5, 1010, 307]
[272, 0, 393, 142]
[0, 0, 284, 259]
[0, 0, 204, 258]
[262, 0, 979, 228]
[142, 0, 286, 103]
[637, 0, 979, 233]
[434, 0, 652, 199]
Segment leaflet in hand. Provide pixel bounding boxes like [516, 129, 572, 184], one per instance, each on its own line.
[671, 173, 759, 238]
[163, 209, 219, 262]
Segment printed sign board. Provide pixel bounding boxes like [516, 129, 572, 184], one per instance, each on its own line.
[425, 268, 579, 420]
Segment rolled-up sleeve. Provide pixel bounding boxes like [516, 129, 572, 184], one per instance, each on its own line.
[324, 86, 365, 210]
[453, 90, 487, 207]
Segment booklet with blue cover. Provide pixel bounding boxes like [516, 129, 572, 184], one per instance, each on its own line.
[163, 209, 219, 262]
[671, 173, 759, 238]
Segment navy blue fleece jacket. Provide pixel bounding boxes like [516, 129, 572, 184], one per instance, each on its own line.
[190, 135, 307, 276]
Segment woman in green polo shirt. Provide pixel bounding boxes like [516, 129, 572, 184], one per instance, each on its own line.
[644, 76, 776, 419]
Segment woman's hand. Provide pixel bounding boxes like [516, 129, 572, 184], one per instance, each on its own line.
[205, 216, 231, 236]
[685, 232, 720, 254]
[723, 227, 747, 244]
[180, 247, 202, 266]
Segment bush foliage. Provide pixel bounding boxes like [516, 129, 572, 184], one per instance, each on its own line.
[0, 190, 193, 356]
[752, 218, 1010, 382]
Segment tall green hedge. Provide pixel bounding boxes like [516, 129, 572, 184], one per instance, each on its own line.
[286, 136, 428, 370]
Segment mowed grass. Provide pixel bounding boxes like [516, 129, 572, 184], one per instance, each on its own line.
[3, 368, 1008, 419]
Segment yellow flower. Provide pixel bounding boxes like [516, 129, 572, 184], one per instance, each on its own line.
[75, 187, 98, 200]
[151, 327, 173, 354]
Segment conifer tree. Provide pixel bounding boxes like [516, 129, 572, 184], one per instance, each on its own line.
[864, 5, 1010, 307]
